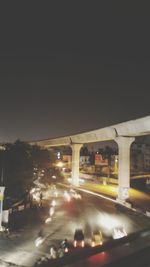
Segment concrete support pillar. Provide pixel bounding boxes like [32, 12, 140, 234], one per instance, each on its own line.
[115, 136, 135, 202]
[71, 144, 83, 187]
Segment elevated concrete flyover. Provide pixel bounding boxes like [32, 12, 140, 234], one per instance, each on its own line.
[30, 115, 150, 203]
[31, 115, 150, 147]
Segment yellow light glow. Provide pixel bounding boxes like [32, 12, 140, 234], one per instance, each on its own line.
[57, 162, 64, 167]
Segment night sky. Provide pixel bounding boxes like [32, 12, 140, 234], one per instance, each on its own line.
[0, 2, 150, 142]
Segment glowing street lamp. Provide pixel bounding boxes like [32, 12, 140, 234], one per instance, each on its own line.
[57, 161, 64, 168]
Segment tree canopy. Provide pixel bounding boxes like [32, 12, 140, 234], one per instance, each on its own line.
[0, 140, 54, 199]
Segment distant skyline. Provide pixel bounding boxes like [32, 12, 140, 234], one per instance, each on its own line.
[0, 2, 150, 142]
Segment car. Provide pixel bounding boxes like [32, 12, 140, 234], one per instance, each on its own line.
[112, 226, 127, 239]
[91, 230, 103, 247]
[63, 191, 71, 202]
[35, 236, 45, 247]
[70, 189, 81, 199]
[73, 229, 85, 247]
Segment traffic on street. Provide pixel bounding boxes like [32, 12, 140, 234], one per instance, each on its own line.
[1, 183, 150, 267]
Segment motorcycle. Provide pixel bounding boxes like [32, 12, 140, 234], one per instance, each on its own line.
[60, 239, 69, 253]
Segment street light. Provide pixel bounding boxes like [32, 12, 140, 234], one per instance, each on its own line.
[56, 161, 64, 168]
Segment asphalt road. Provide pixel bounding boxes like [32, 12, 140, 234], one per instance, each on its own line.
[0, 185, 150, 267]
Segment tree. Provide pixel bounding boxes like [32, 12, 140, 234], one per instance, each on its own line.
[31, 145, 53, 169]
[89, 151, 95, 165]
[0, 140, 54, 200]
[1, 140, 33, 198]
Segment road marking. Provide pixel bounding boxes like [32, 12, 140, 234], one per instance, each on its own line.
[78, 188, 117, 203]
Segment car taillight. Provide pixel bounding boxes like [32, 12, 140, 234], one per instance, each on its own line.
[65, 247, 69, 253]
[74, 240, 77, 247]
[91, 241, 95, 247]
[81, 240, 84, 247]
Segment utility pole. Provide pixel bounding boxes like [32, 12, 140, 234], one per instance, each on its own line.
[0, 146, 6, 231]
[0, 185, 5, 231]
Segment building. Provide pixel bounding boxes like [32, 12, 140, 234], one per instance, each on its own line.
[80, 155, 90, 166]
[131, 142, 150, 174]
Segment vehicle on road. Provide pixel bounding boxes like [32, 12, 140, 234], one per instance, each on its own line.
[60, 239, 69, 253]
[63, 191, 71, 202]
[70, 189, 81, 200]
[73, 229, 85, 247]
[35, 229, 45, 247]
[91, 229, 103, 247]
[112, 226, 127, 239]
[35, 236, 45, 247]
[49, 245, 57, 259]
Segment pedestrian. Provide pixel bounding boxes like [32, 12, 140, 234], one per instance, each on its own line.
[50, 245, 57, 259]
[58, 247, 64, 258]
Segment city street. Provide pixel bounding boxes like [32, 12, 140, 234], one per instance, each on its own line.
[0, 185, 150, 266]
[79, 181, 150, 212]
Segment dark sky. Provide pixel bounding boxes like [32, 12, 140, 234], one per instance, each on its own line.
[0, 2, 150, 142]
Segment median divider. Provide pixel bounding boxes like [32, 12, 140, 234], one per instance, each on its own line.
[57, 182, 150, 218]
